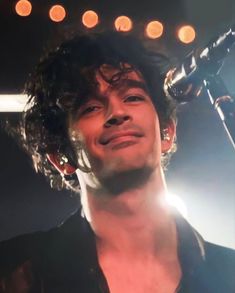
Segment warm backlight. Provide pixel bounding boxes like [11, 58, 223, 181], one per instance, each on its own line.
[178, 25, 196, 44]
[82, 10, 99, 28]
[114, 16, 133, 32]
[145, 21, 164, 39]
[15, 0, 32, 17]
[49, 5, 66, 22]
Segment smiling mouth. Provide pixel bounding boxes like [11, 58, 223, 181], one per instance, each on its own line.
[102, 135, 141, 150]
[100, 131, 143, 146]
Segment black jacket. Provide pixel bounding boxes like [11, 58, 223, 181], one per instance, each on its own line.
[0, 210, 234, 292]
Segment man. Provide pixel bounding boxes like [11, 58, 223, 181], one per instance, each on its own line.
[0, 31, 234, 293]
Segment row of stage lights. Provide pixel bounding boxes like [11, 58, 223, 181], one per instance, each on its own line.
[14, 0, 196, 44]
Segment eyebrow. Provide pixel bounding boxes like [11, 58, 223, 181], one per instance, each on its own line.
[97, 79, 149, 100]
[116, 79, 148, 94]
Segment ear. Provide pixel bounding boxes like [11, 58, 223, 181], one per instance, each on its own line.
[161, 119, 176, 153]
[46, 153, 76, 175]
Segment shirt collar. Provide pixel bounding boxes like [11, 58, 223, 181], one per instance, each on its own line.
[174, 210, 206, 274]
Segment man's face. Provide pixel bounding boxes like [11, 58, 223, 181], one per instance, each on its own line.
[69, 65, 165, 184]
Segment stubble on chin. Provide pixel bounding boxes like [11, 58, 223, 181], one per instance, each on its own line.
[95, 163, 155, 196]
[88, 144, 160, 195]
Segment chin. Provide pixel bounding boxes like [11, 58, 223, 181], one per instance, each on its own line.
[97, 163, 155, 195]
[103, 153, 147, 172]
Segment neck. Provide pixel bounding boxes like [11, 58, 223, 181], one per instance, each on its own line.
[77, 167, 177, 258]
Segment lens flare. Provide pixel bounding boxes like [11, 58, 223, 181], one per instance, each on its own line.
[145, 21, 164, 39]
[0, 95, 28, 112]
[165, 193, 188, 218]
[49, 5, 66, 22]
[15, 0, 32, 17]
[114, 16, 133, 32]
[82, 10, 99, 28]
[178, 25, 196, 44]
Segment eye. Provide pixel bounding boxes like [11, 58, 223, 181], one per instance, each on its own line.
[125, 95, 145, 102]
[79, 104, 102, 116]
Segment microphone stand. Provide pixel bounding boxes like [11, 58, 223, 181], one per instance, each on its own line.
[203, 75, 235, 150]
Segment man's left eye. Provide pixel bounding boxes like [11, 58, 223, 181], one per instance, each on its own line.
[125, 95, 145, 102]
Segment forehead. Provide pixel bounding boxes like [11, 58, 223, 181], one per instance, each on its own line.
[95, 64, 147, 95]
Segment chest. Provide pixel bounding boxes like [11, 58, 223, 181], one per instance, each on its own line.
[99, 258, 181, 293]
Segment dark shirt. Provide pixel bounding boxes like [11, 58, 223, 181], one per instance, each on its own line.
[0, 210, 234, 292]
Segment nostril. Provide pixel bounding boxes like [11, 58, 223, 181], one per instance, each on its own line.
[104, 117, 118, 128]
[104, 115, 130, 128]
[107, 118, 118, 125]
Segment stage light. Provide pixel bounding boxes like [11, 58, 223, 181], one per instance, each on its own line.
[82, 10, 99, 28]
[178, 25, 196, 44]
[145, 21, 164, 39]
[114, 16, 133, 32]
[0, 95, 28, 112]
[165, 192, 188, 218]
[15, 0, 32, 17]
[49, 5, 66, 22]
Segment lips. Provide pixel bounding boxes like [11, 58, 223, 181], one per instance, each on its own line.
[99, 130, 144, 145]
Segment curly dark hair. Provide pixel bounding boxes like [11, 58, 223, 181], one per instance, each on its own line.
[21, 31, 177, 192]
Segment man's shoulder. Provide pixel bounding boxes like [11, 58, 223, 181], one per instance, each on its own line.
[204, 240, 235, 268]
[0, 216, 68, 276]
[0, 230, 47, 276]
[203, 241, 235, 291]
[0, 211, 89, 277]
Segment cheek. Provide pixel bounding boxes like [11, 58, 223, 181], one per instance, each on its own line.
[146, 113, 162, 152]
[72, 122, 102, 157]
[145, 109, 161, 136]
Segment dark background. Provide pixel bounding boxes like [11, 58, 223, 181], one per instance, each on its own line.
[0, 0, 235, 248]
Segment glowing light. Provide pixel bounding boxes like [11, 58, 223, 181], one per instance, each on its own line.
[82, 10, 99, 28]
[178, 25, 196, 44]
[15, 0, 32, 17]
[49, 5, 66, 22]
[145, 21, 164, 39]
[166, 193, 188, 218]
[0, 95, 28, 112]
[114, 16, 133, 32]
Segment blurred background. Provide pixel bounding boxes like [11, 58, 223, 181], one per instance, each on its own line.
[0, 0, 235, 248]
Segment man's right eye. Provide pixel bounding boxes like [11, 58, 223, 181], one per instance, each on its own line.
[80, 105, 101, 116]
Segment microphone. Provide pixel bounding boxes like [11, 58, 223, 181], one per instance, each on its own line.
[164, 25, 235, 103]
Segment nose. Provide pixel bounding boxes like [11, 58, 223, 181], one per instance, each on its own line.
[104, 99, 131, 128]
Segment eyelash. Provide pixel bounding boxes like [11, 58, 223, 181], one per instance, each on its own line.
[124, 95, 145, 102]
[80, 105, 101, 115]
